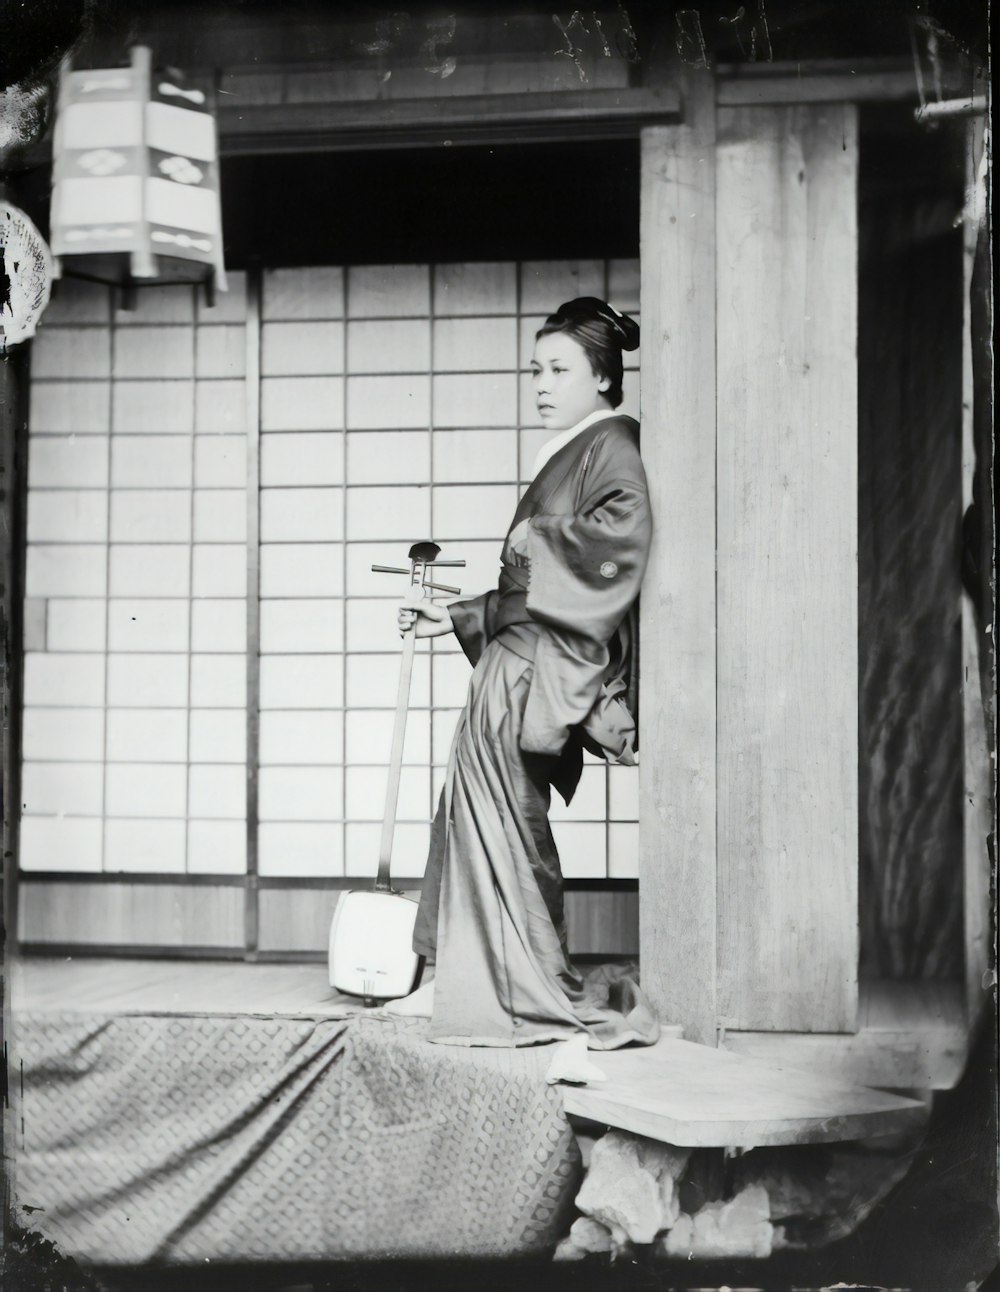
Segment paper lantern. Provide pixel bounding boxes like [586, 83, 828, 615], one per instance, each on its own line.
[50, 45, 227, 293]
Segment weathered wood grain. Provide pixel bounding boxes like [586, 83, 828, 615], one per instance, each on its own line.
[961, 114, 994, 1030]
[11, 956, 357, 1017]
[565, 888, 639, 957]
[256, 884, 638, 956]
[721, 981, 967, 1091]
[717, 69, 917, 107]
[216, 88, 680, 156]
[638, 72, 718, 1046]
[561, 1035, 926, 1148]
[258, 886, 347, 954]
[245, 268, 262, 956]
[715, 103, 859, 1033]
[17, 882, 244, 948]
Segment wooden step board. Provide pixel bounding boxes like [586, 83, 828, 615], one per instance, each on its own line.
[561, 1036, 927, 1148]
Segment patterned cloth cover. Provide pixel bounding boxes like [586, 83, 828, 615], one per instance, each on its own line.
[10, 1010, 581, 1264]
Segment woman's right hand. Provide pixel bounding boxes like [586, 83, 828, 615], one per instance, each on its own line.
[397, 592, 454, 639]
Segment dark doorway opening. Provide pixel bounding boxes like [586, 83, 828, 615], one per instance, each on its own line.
[219, 138, 641, 268]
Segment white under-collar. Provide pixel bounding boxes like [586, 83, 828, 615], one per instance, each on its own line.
[530, 408, 620, 480]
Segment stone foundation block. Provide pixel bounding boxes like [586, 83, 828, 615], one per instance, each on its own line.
[575, 1130, 691, 1245]
[658, 1184, 773, 1259]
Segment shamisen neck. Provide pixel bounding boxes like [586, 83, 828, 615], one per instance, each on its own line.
[530, 408, 622, 480]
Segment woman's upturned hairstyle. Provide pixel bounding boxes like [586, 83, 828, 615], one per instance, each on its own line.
[536, 297, 640, 409]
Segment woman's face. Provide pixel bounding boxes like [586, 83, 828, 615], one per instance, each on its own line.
[530, 331, 611, 431]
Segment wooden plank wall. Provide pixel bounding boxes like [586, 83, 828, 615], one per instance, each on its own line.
[638, 71, 719, 1046]
[715, 103, 859, 1033]
[257, 885, 637, 957]
[723, 980, 967, 1090]
[17, 881, 637, 959]
[18, 881, 245, 949]
[257, 887, 345, 955]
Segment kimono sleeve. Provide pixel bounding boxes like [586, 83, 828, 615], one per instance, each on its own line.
[448, 590, 498, 667]
[519, 426, 652, 757]
[525, 426, 651, 647]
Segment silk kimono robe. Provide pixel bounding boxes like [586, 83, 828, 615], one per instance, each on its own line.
[414, 413, 658, 1048]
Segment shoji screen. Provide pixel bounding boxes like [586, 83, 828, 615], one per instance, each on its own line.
[22, 276, 248, 879]
[255, 260, 641, 894]
[19, 259, 640, 952]
[18, 275, 249, 947]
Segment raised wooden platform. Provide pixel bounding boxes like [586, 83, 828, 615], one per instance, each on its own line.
[9, 958, 953, 1151]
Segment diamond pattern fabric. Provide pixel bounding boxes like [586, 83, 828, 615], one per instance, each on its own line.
[11, 1010, 581, 1263]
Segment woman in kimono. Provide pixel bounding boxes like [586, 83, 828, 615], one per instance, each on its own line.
[396, 297, 657, 1049]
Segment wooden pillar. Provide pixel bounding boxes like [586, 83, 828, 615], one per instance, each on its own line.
[715, 104, 859, 1033]
[639, 71, 718, 1046]
[244, 267, 262, 960]
[1, 313, 29, 965]
[961, 114, 994, 1029]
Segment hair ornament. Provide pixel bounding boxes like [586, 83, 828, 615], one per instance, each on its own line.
[554, 296, 640, 351]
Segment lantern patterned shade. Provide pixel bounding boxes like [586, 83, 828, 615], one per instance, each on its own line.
[50, 46, 227, 290]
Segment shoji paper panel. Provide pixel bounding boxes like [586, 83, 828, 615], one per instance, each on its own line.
[258, 259, 641, 882]
[21, 275, 249, 879]
[24, 262, 642, 896]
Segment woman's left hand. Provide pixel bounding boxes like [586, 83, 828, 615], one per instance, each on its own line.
[397, 590, 454, 639]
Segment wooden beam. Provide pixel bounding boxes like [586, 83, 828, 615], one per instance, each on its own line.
[638, 71, 718, 1047]
[715, 103, 859, 1033]
[1, 331, 28, 962]
[244, 268, 261, 959]
[126, 10, 642, 73]
[217, 87, 680, 156]
[717, 58, 914, 77]
[717, 69, 918, 106]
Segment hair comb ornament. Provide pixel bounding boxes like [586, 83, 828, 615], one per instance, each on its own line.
[554, 297, 640, 351]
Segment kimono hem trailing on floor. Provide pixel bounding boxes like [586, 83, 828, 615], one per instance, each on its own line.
[414, 415, 659, 1049]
